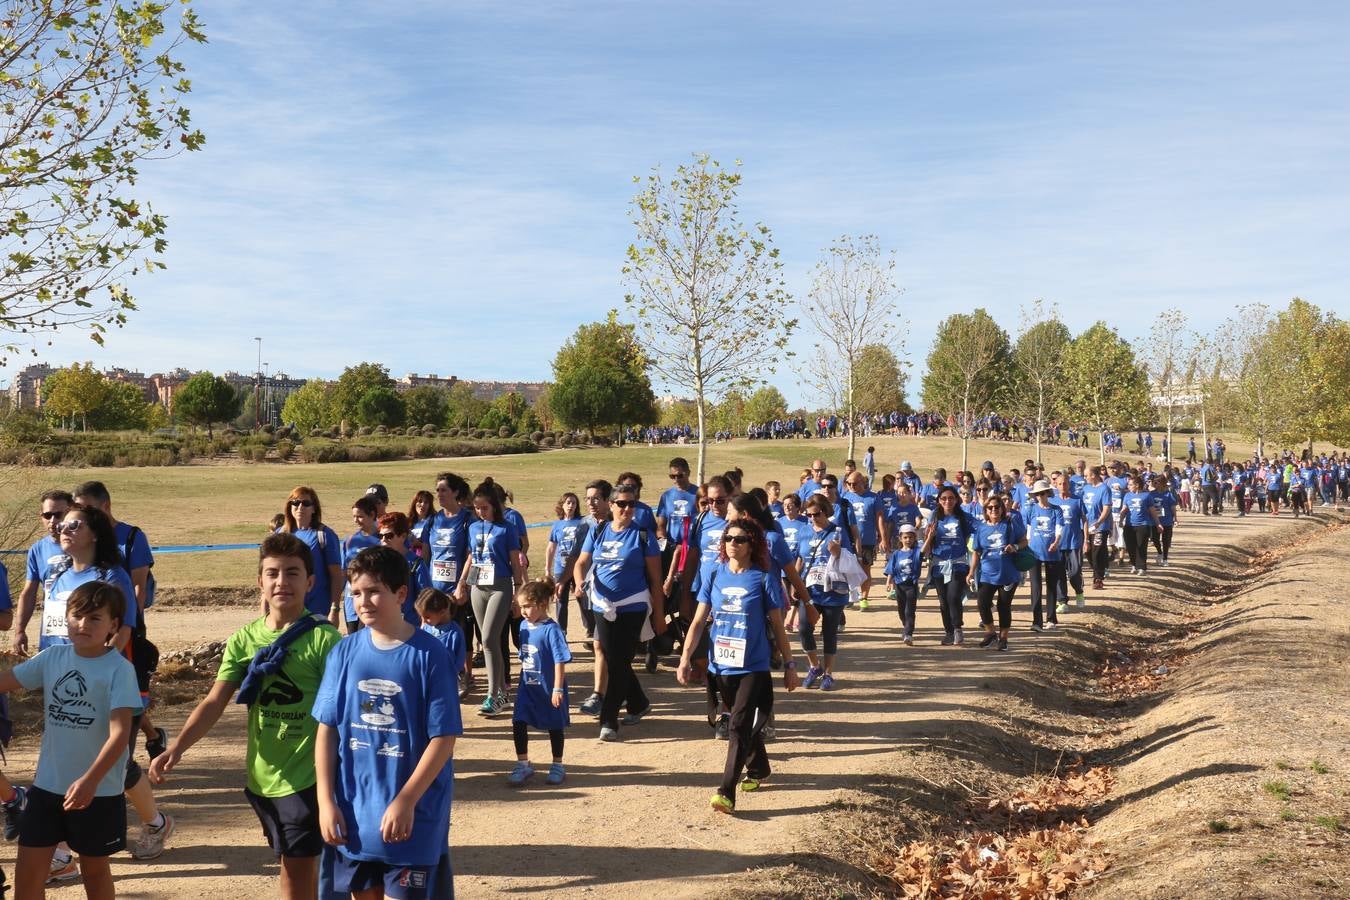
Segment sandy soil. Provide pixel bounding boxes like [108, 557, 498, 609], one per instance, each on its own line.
[0, 507, 1342, 898]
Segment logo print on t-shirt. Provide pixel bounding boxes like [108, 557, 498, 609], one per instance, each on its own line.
[599, 541, 622, 560]
[357, 678, 401, 726]
[719, 587, 747, 613]
[259, 670, 303, 707]
[49, 670, 96, 727]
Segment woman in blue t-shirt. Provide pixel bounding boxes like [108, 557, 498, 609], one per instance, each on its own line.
[968, 495, 1027, 651]
[573, 483, 666, 741]
[282, 486, 343, 617]
[1023, 480, 1065, 630]
[1150, 475, 1179, 566]
[922, 486, 975, 645]
[677, 517, 798, 814]
[46, 505, 137, 652]
[794, 494, 852, 691]
[456, 480, 524, 718]
[545, 492, 587, 636]
[1121, 475, 1161, 574]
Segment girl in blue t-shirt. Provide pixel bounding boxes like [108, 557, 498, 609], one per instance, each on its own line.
[46, 506, 138, 651]
[882, 525, 923, 643]
[1122, 475, 1161, 574]
[545, 492, 588, 638]
[457, 481, 524, 718]
[795, 495, 851, 691]
[968, 496, 1027, 651]
[507, 579, 572, 787]
[922, 487, 975, 645]
[1150, 475, 1179, 566]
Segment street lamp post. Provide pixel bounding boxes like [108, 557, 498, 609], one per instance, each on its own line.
[254, 337, 262, 431]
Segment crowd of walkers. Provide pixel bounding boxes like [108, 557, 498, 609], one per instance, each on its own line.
[0, 443, 1344, 898]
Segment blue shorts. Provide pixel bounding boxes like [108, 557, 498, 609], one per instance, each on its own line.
[331, 854, 436, 900]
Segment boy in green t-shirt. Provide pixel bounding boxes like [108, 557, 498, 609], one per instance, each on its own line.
[148, 534, 340, 899]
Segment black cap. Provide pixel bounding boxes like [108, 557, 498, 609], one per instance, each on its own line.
[365, 483, 389, 503]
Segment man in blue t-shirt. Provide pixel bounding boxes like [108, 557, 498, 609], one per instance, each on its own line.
[15, 489, 73, 655]
[796, 458, 827, 501]
[655, 457, 698, 553]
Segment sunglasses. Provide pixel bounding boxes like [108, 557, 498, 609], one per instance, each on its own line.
[41, 510, 66, 520]
[708, 497, 729, 506]
[810, 510, 829, 518]
[289, 499, 314, 508]
[721, 534, 752, 545]
[57, 520, 85, 535]
[613, 501, 635, 510]
[668, 473, 685, 479]
[378, 532, 401, 541]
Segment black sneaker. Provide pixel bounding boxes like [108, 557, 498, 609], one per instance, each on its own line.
[998, 638, 1008, 651]
[2, 785, 26, 841]
[644, 646, 658, 674]
[714, 714, 730, 741]
[145, 727, 168, 761]
[472, 650, 485, 668]
[979, 634, 997, 648]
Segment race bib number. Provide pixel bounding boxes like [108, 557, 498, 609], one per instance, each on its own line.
[476, 562, 496, 585]
[42, 594, 69, 639]
[806, 566, 828, 588]
[432, 560, 458, 583]
[713, 635, 747, 668]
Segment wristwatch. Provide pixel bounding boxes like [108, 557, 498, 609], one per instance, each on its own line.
[784, 660, 798, 670]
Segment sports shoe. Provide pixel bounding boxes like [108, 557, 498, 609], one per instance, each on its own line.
[507, 761, 535, 786]
[3, 785, 26, 841]
[940, 634, 953, 646]
[953, 628, 964, 645]
[1130, 567, 1140, 576]
[644, 646, 659, 674]
[1093, 579, 1105, 590]
[1056, 602, 1069, 615]
[598, 726, 619, 742]
[579, 692, 603, 716]
[762, 723, 776, 741]
[472, 650, 485, 667]
[740, 774, 766, 792]
[710, 793, 734, 814]
[858, 597, 870, 611]
[130, 813, 175, 860]
[48, 850, 79, 884]
[902, 634, 914, 645]
[997, 638, 1008, 651]
[545, 763, 566, 785]
[979, 634, 997, 648]
[803, 666, 823, 689]
[1045, 621, 1058, 631]
[621, 704, 652, 727]
[819, 674, 836, 691]
[145, 727, 168, 761]
[713, 714, 730, 740]
[1076, 595, 1085, 609]
[1030, 623, 1043, 633]
[458, 674, 471, 700]
[478, 695, 504, 718]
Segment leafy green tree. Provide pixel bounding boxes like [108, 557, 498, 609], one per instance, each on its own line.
[1060, 322, 1150, 464]
[1011, 302, 1071, 463]
[658, 398, 698, 429]
[355, 387, 405, 428]
[86, 381, 153, 431]
[920, 309, 1013, 471]
[281, 380, 333, 434]
[174, 372, 242, 438]
[851, 344, 911, 418]
[43, 362, 109, 431]
[330, 363, 395, 426]
[0, 1, 206, 360]
[403, 386, 448, 428]
[624, 154, 794, 481]
[550, 315, 656, 441]
[444, 382, 491, 431]
[744, 386, 789, 425]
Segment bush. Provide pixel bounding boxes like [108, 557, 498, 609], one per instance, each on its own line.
[374, 425, 387, 435]
[248, 446, 269, 462]
[498, 426, 513, 438]
[275, 440, 295, 461]
[530, 430, 544, 442]
[357, 426, 372, 437]
[540, 436, 554, 448]
[261, 423, 275, 435]
[421, 424, 436, 435]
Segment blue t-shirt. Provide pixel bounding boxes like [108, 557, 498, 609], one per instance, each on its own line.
[468, 519, 520, 581]
[13, 644, 141, 796]
[0, 561, 9, 612]
[1082, 484, 1112, 533]
[697, 562, 785, 675]
[293, 526, 342, 615]
[25, 535, 66, 586]
[1069, 474, 1087, 498]
[796, 479, 822, 502]
[113, 521, 155, 609]
[883, 546, 923, 585]
[402, 550, 431, 625]
[42, 565, 138, 651]
[548, 518, 585, 579]
[1025, 504, 1064, 562]
[341, 532, 381, 623]
[891, 503, 923, 533]
[582, 523, 658, 605]
[845, 491, 881, 546]
[420, 621, 466, 676]
[776, 515, 807, 560]
[311, 629, 462, 867]
[973, 518, 1026, 585]
[425, 508, 472, 591]
[656, 487, 698, 544]
[796, 524, 850, 606]
[1152, 491, 1177, 528]
[688, 512, 730, 595]
[1123, 492, 1154, 526]
[514, 618, 571, 732]
[503, 508, 528, 546]
[1050, 497, 1085, 551]
[928, 513, 974, 563]
[1106, 476, 1128, 509]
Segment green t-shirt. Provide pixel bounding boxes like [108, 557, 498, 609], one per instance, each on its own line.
[217, 614, 341, 797]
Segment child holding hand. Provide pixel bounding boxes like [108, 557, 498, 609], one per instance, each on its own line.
[507, 579, 571, 787]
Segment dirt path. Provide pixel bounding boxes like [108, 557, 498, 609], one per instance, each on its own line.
[0, 510, 1320, 898]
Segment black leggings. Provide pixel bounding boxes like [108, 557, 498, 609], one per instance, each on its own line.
[1088, 531, 1109, 581]
[1028, 559, 1063, 626]
[512, 721, 564, 760]
[1159, 525, 1173, 559]
[977, 582, 1016, 631]
[799, 602, 844, 656]
[1124, 524, 1152, 570]
[715, 671, 773, 802]
[596, 609, 649, 731]
[894, 583, 918, 635]
[936, 571, 967, 634]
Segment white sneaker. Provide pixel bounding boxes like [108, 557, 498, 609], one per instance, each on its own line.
[130, 814, 175, 860]
[1075, 595, 1085, 608]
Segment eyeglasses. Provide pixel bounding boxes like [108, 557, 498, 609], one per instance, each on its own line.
[586, 496, 603, 504]
[721, 534, 752, 545]
[613, 501, 635, 510]
[40, 510, 66, 520]
[289, 499, 314, 508]
[57, 520, 84, 535]
[668, 473, 684, 480]
[708, 496, 729, 506]
[378, 532, 401, 541]
[812, 467, 825, 473]
[810, 510, 829, 518]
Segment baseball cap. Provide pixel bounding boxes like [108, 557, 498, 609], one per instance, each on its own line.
[365, 483, 389, 503]
[898, 524, 916, 535]
[899, 461, 913, 471]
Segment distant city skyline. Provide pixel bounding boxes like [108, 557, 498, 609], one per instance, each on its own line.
[10, 2, 1349, 408]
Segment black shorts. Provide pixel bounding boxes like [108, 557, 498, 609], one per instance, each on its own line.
[331, 854, 436, 900]
[18, 787, 126, 856]
[858, 544, 877, 568]
[244, 784, 323, 858]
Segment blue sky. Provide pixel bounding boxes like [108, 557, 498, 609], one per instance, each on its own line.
[14, 1, 1350, 408]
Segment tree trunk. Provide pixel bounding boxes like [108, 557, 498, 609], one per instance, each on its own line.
[1098, 428, 1107, 465]
[846, 359, 856, 461]
[1200, 405, 1209, 462]
[695, 385, 707, 485]
[1165, 408, 1173, 462]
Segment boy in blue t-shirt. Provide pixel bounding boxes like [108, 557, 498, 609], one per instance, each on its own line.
[883, 525, 923, 644]
[1, 580, 141, 898]
[313, 546, 462, 900]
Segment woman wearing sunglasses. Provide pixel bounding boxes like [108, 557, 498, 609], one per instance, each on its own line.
[922, 486, 976, 646]
[44, 505, 137, 653]
[573, 483, 666, 741]
[280, 486, 342, 620]
[377, 512, 431, 626]
[795, 494, 852, 691]
[677, 517, 797, 814]
[968, 496, 1027, 651]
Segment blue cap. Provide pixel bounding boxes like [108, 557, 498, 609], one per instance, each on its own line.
[899, 460, 913, 470]
[982, 460, 994, 469]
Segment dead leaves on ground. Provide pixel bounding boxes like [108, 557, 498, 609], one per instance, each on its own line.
[1096, 646, 1187, 699]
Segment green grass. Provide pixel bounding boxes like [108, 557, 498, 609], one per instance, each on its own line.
[1262, 780, 1292, 801]
[1309, 760, 1330, 775]
[1313, 816, 1342, 831]
[1274, 761, 1293, 771]
[1279, 808, 1297, 822]
[1206, 819, 1237, 833]
[0, 431, 1276, 596]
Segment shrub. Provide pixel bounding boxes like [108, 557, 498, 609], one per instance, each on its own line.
[530, 430, 544, 442]
[374, 425, 387, 436]
[275, 440, 295, 461]
[84, 448, 116, 467]
[498, 426, 512, 438]
[357, 426, 372, 437]
[113, 454, 132, 468]
[422, 424, 436, 435]
[540, 436, 554, 448]
[249, 446, 269, 462]
[261, 423, 275, 435]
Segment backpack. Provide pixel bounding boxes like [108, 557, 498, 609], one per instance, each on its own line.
[122, 525, 157, 605]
